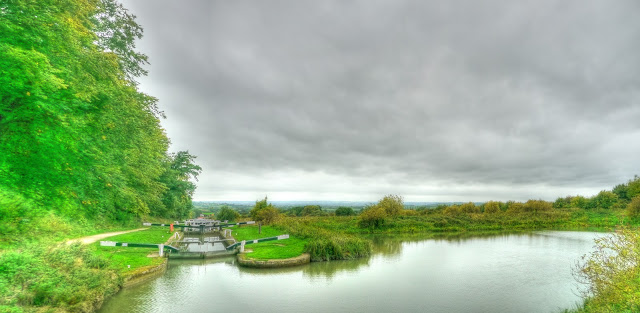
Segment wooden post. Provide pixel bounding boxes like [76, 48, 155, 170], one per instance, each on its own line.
[259, 222, 262, 234]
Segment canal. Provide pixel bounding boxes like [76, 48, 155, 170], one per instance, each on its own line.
[98, 231, 602, 313]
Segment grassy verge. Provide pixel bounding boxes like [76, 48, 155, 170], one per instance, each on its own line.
[92, 227, 172, 275]
[229, 225, 307, 260]
[0, 214, 171, 313]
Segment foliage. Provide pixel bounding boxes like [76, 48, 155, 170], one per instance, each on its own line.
[483, 201, 501, 214]
[0, 0, 200, 228]
[0, 242, 119, 312]
[571, 196, 590, 210]
[249, 197, 280, 224]
[156, 151, 202, 219]
[217, 206, 240, 222]
[335, 206, 355, 216]
[460, 202, 479, 213]
[378, 194, 404, 216]
[305, 236, 371, 261]
[572, 227, 640, 312]
[358, 205, 387, 229]
[626, 196, 640, 219]
[592, 191, 619, 210]
[522, 199, 553, 212]
[443, 204, 462, 216]
[300, 205, 325, 216]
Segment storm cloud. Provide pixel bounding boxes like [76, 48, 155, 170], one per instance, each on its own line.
[121, 0, 640, 201]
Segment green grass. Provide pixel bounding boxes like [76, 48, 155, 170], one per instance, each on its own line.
[228, 225, 308, 260]
[91, 227, 172, 274]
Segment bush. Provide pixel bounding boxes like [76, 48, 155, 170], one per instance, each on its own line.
[358, 205, 387, 229]
[249, 197, 280, 224]
[574, 227, 640, 311]
[443, 205, 462, 216]
[627, 196, 640, 219]
[305, 236, 371, 261]
[0, 243, 119, 312]
[523, 200, 553, 212]
[335, 206, 355, 216]
[460, 202, 479, 213]
[217, 206, 240, 222]
[483, 201, 501, 214]
[378, 194, 404, 216]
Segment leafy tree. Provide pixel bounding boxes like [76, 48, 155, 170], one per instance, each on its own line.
[358, 205, 387, 229]
[378, 194, 404, 216]
[443, 204, 462, 216]
[300, 205, 325, 216]
[335, 206, 355, 216]
[0, 0, 197, 222]
[612, 183, 629, 201]
[523, 200, 553, 212]
[249, 197, 280, 224]
[570, 196, 589, 209]
[627, 176, 640, 200]
[627, 196, 640, 219]
[217, 206, 239, 222]
[553, 196, 572, 209]
[156, 151, 202, 219]
[460, 202, 479, 213]
[506, 202, 524, 213]
[483, 201, 500, 214]
[592, 191, 618, 210]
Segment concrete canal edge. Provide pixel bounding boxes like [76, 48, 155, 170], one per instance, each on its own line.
[237, 253, 311, 268]
[122, 258, 168, 288]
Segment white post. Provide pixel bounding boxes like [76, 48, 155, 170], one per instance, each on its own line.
[159, 244, 164, 257]
[240, 240, 245, 253]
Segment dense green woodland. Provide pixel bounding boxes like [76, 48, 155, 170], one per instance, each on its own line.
[0, 0, 201, 236]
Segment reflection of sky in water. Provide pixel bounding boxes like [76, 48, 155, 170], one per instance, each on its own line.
[99, 231, 605, 313]
[180, 236, 227, 252]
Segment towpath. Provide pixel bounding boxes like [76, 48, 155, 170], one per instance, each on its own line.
[66, 228, 148, 245]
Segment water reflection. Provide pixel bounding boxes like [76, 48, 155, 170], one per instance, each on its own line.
[99, 231, 604, 313]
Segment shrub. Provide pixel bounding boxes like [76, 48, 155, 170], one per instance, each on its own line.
[305, 236, 371, 261]
[249, 197, 280, 224]
[443, 205, 462, 216]
[575, 227, 640, 311]
[483, 201, 500, 214]
[506, 202, 524, 213]
[378, 194, 404, 216]
[460, 202, 479, 213]
[217, 206, 240, 222]
[358, 205, 387, 229]
[523, 200, 553, 212]
[335, 206, 355, 216]
[627, 196, 640, 219]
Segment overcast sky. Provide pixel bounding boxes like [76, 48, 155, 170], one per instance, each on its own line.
[120, 0, 640, 202]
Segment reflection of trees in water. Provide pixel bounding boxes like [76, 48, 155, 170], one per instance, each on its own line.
[370, 236, 403, 259]
[302, 257, 371, 280]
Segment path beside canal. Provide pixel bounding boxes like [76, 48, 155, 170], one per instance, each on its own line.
[66, 228, 149, 245]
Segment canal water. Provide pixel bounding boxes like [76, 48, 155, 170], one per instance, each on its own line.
[98, 231, 603, 313]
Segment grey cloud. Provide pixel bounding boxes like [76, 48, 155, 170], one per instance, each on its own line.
[122, 0, 640, 200]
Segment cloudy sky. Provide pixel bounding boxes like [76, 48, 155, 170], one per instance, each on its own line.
[120, 0, 640, 202]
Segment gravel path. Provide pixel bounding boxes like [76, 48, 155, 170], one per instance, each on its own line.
[67, 228, 148, 245]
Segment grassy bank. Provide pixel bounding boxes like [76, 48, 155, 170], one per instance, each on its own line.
[230, 225, 307, 260]
[0, 211, 172, 313]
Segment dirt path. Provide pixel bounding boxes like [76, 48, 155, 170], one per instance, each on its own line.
[67, 228, 148, 245]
